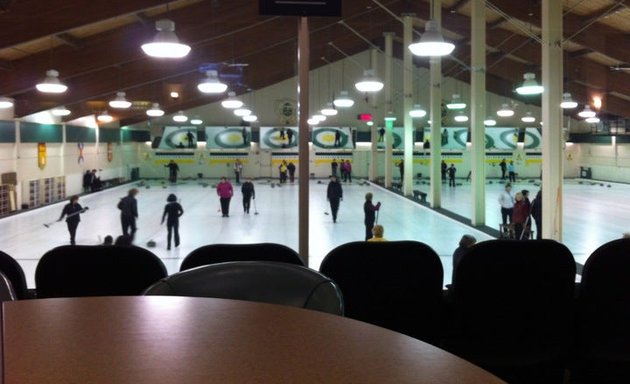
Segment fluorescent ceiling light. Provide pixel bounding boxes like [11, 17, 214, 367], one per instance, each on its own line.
[560, 93, 578, 109]
[109, 91, 132, 109]
[333, 90, 354, 107]
[515, 72, 544, 95]
[197, 70, 228, 94]
[51, 106, 71, 116]
[578, 105, 596, 118]
[146, 103, 165, 117]
[36, 69, 67, 94]
[221, 92, 243, 109]
[355, 70, 384, 93]
[446, 94, 466, 110]
[408, 20, 455, 57]
[141, 19, 191, 59]
[497, 103, 515, 117]
[409, 104, 427, 118]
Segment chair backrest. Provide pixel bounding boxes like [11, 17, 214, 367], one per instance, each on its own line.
[0, 270, 17, 301]
[145, 261, 344, 315]
[319, 241, 444, 343]
[180, 243, 304, 271]
[0, 250, 29, 299]
[577, 238, 630, 357]
[449, 239, 575, 361]
[35, 245, 167, 298]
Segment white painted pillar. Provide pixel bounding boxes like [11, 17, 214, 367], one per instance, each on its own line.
[369, 50, 379, 182]
[402, 15, 414, 196]
[470, 0, 486, 225]
[542, 0, 563, 240]
[429, 0, 443, 208]
[384, 34, 393, 188]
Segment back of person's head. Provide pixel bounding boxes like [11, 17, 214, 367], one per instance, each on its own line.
[128, 188, 139, 196]
[365, 192, 373, 201]
[69, 195, 79, 203]
[459, 234, 477, 248]
[505, 183, 512, 190]
[167, 194, 177, 202]
[114, 235, 133, 246]
[521, 189, 529, 197]
[103, 235, 114, 245]
[372, 225, 384, 238]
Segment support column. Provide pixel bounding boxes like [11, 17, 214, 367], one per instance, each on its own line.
[384, 35, 393, 189]
[470, 0, 486, 225]
[429, 0, 443, 208]
[541, 0, 563, 241]
[402, 15, 414, 196]
[297, 17, 310, 264]
[369, 50, 379, 182]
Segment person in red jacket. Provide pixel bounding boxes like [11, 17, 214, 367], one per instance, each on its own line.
[216, 177, 234, 217]
[512, 191, 530, 239]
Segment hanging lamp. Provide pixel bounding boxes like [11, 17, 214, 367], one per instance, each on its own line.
[484, 116, 497, 126]
[36, 69, 68, 93]
[141, 19, 191, 58]
[515, 72, 544, 95]
[146, 103, 165, 117]
[560, 93, 578, 109]
[409, 104, 427, 118]
[333, 90, 354, 107]
[221, 92, 243, 109]
[446, 94, 466, 110]
[355, 70, 384, 93]
[408, 20, 455, 57]
[497, 103, 515, 117]
[0, 97, 14, 109]
[578, 105, 596, 118]
[97, 111, 113, 123]
[51, 106, 71, 116]
[173, 111, 188, 122]
[521, 112, 536, 123]
[197, 70, 228, 94]
[109, 92, 132, 109]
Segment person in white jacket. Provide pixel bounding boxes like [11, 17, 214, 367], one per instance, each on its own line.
[498, 183, 515, 227]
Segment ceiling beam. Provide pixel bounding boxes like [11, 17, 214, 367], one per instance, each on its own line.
[55, 33, 84, 49]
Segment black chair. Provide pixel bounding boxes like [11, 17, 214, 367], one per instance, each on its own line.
[319, 241, 444, 343]
[571, 238, 630, 383]
[0, 270, 16, 301]
[446, 239, 575, 384]
[145, 261, 344, 315]
[35, 245, 167, 298]
[0, 250, 30, 299]
[180, 243, 304, 271]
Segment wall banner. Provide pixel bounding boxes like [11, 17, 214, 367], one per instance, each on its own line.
[38, 143, 46, 170]
[205, 126, 250, 149]
[159, 127, 197, 149]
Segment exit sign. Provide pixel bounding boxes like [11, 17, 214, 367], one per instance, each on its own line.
[357, 113, 372, 121]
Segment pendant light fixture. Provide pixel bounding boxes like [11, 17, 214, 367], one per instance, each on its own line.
[454, 111, 469, 122]
[242, 114, 258, 123]
[484, 117, 497, 126]
[585, 116, 600, 124]
[51, 106, 71, 116]
[313, 113, 326, 122]
[446, 94, 466, 110]
[36, 69, 68, 93]
[173, 111, 188, 122]
[141, 19, 191, 59]
[409, 104, 427, 118]
[0, 97, 14, 109]
[515, 72, 544, 95]
[109, 92, 132, 109]
[190, 117, 203, 125]
[333, 90, 354, 107]
[307, 118, 320, 125]
[355, 69, 384, 93]
[97, 111, 113, 123]
[578, 105, 596, 118]
[408, 20, 455, 57]
[497, 103, 515, 117]
[146, 103, 165, 117]
[221, 92, 243, 109]
[234, 106, 252, 117]
[321, 102, 338, 116]
[384, 112, 396, 122]
[560, 93, 578, 109]
[521, 112, 536, 123]
[197, 70, 228, 94]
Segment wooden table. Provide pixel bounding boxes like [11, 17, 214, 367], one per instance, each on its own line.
[1, 296, 505, 383]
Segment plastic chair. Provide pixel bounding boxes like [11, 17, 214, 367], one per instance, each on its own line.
[447, 239, 576, 384]
[180, 243, 304, 271]
[145, 261, 344, 315]
[0, 270, 16, 301]
[35, 245, 167, 298]
[0, 250, 30, 299]
[571, 238, 630, 383]
[319, 241, 444, 343]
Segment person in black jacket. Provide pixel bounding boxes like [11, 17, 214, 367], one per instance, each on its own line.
[118, 188, 139, 241]
[241, 178, 255, 214]
[530, 189, 542, 240]
[161, 194, 184, 250]
[58, 195, 86, 245]
[363, 192, 381, 241]
[165, 160, 179, 183]
[326, 175, 343, 223]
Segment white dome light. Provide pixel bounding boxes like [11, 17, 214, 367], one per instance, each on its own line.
[0, 97, 14, 109]
[333, 90, 354, 107]
[307, 118, 320, 125]
[234, 107, 252, 117]
[190, 117, 203, 125]
[109, 92, 132, 109]
[484, 117, 497, 126]
[497, 103, 515, 117]
[141, 19, 191, 59]
[313, 114, 326, 122]
[242, 114, 258, 122]
[521, 112, 536, 123]
[36, 69, 68, 93]
[408, 20, 455, 57]
[146, 103, 164, 117]
[173, 111, 188, 122]
[51, 106, 71, 116]
[355, 70, 384, 92]
[221, 92, 243, 109]
[585, 116, 600, 123]
[321, 103, 338, 116]
[446, 94, 466, 110]
[97, 111, 113, 123]
[197, 70, 228, 94]
[578, 105, 596, 118]
[454, 112, 469, 122]
[515, 72, 544, 95]
[560, 93, 578, 109]
[409, 104, 427, 118]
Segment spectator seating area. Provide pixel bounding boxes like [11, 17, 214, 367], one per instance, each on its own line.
[0, 239, 629, 383]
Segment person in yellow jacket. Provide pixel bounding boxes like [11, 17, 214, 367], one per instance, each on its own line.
[279, 161, 288, 183]
[367, 225, 387, 242]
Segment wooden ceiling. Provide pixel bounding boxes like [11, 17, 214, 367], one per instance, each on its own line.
[1, 0, 629, 127]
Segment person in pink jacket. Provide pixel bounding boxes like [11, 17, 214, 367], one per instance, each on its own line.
[216, 177, 234, 217]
